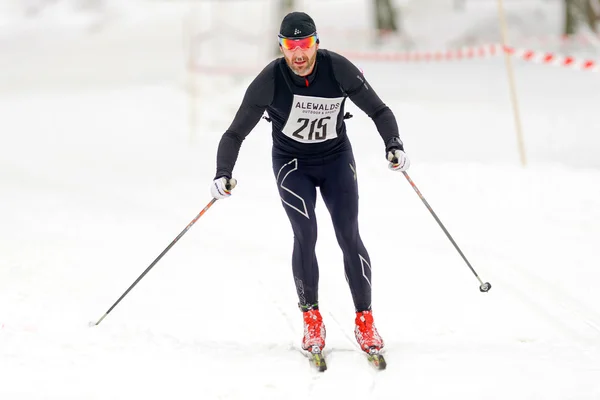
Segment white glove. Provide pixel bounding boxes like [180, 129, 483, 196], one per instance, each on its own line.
[387, 149, 410, 171]
[211, 177, 237, 199]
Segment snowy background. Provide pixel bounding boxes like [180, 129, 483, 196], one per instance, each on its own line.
[1, 0, 600, 399]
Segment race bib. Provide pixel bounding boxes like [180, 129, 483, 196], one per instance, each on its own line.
[281, 95, 344, 143]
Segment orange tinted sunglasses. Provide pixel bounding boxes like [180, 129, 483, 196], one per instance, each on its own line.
[278, 34, 318, 50]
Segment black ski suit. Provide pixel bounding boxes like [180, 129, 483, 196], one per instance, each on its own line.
[214, 49, 404, 312]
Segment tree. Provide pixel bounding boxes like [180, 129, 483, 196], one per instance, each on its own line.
[280, 0, 295, 15]
[585, 0, 600, 33]
[373, 0, 399, 36]
[276, 0, 296, 56]
[564, 0, 599, 35]
[454, 0, 466, 11]
[565, 0, 577, 34]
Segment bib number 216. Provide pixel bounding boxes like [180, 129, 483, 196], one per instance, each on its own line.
[291, 116, 331, 141]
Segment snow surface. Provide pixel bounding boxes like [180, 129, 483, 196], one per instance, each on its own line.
[1, 1, 600, 399]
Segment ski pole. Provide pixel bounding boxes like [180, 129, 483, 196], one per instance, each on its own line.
[401, 171, 491, 292]
[92, 198, 218, 326]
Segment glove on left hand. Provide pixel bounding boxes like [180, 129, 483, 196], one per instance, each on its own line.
[211, 177, 237, 199]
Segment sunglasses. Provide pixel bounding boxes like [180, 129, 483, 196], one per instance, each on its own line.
[278, 34, 318, 51]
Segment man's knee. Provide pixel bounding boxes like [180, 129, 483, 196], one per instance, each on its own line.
[293, 221, 318, 246]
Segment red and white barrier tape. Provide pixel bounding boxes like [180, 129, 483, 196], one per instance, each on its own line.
[461, 33, 600, 48]
[342, 44, 501, 62]
[343, 44, 600, 72]
[504, 46, 600, 72]
[189, 44, 599, 75]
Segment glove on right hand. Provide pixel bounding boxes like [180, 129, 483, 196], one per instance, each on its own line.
[211, 177, 237, 199]
[387, 149, 410, 172]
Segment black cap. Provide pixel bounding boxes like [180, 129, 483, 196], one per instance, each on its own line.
[279, 11, 317, 38]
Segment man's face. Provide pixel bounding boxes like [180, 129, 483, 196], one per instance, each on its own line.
[279, 35, 319, 76]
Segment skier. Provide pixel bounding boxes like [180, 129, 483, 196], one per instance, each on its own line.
[210, 12, 410, 356]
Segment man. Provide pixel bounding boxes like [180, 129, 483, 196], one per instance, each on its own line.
[210, 12, 409, 356]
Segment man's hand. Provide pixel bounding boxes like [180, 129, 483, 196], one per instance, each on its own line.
[211, 177, 237, 199]
[387, 149, 410, 172]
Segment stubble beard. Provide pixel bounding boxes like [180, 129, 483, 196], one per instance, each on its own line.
[286, 52, 317, 76]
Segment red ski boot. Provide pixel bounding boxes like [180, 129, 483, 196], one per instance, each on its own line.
[301, 308, 326, 352]
[354, 310, 384, 352]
